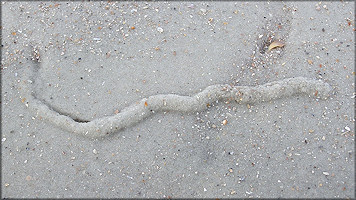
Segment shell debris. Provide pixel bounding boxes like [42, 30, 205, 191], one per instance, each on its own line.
[268, 41, 285, 51]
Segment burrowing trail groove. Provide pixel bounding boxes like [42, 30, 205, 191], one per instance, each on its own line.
[18, 52, 333, 138]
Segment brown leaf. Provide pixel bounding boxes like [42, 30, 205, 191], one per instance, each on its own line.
[268, 41, 285, 51]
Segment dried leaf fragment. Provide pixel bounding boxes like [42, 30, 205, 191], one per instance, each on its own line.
[268, 41, 285, 51]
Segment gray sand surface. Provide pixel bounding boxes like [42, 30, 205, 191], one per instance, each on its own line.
[1, 1, 354, 198]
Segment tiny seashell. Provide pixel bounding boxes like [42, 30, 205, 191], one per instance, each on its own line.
[268, 41, 285, 51]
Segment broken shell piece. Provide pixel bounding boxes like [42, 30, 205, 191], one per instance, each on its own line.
[268, 41, 285, 51]
[222, 119, 228, 125]
[157, 27, 163, 33]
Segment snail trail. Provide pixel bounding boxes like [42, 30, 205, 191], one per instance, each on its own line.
[18, 48, 333, 138]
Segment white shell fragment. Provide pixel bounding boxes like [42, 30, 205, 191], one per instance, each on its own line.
[157, 27, 163, 33]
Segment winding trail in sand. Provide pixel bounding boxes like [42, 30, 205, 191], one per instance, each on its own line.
[18, 51, 333, 138]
